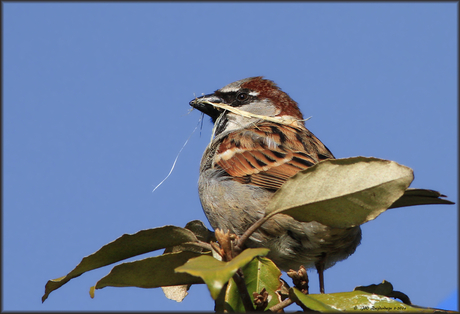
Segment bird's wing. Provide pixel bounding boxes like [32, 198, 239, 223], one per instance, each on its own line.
[215, 123, 334, 190]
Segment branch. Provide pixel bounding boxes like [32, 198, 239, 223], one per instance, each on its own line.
[234, 212, 277, 253]
[268, 298, 294, 312]
[232, 269, 254, 312]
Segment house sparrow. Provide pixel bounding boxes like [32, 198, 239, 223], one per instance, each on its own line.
[190, 76, 362, 293]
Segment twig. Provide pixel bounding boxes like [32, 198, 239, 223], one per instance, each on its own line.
[234, 212, 278, 253]
[268, 298, 294, 312]
[199, 100, 307, 127]
[232, 269, 254, 312]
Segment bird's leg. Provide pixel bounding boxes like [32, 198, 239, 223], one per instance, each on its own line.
[315, 253, 327, 294]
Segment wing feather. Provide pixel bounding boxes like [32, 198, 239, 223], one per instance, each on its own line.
[215, 122, 334, 191]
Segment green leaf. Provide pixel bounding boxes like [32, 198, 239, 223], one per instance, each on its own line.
[224, 257, 282, 312]
[354, 280, 394, 295]
[175, 248, 270, 300]
[289, 288, 340, 312]
[354, 280, 412, 305]
[214, 282, 230, 312]
[266, 157, 414, 228]
[42, 225, 199, 302]
[181, 219, 215, 242]
[161, 220, 214, 302]
[93, 251, 205, 294]
[290, 288, 436, 312]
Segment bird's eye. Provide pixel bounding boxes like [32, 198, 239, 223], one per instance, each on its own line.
[237, 92, 248, 101]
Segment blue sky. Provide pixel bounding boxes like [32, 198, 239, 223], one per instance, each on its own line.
[3, 2, 457, 312]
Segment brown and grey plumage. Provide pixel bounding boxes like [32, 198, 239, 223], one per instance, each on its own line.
[190, 77, 453, 293]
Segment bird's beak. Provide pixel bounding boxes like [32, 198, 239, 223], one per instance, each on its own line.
[189, 93, 223, 122]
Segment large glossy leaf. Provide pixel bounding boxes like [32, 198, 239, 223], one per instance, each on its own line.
[354, 280, 394, 295]
[290, 288, 437, 313]
[180, 219, 215, 242]
[266, 157, 414, 228]
[42, 225, 199, 302]
[354, 280, 411, 305]
[224, 257, 282, 312]
[92, 251, 205, 295]
[161, 220, 214, 302]
[175, 248, 270, 300]
[289, 288, 340, 312]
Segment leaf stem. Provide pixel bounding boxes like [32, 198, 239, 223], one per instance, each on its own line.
[268, 298, 294, 312]
[232, 269, 254, 312]
[235, 212, 277, 253]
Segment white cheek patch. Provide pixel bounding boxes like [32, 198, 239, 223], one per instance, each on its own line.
[239, 99, 277, 117]
[225, 115, 259, 133]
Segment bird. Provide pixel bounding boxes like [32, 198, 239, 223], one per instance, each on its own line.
[189, 76, 360, 293]
[189, 76, 453, 293]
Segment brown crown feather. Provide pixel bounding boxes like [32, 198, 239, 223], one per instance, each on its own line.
[241, 77, 304, 120]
